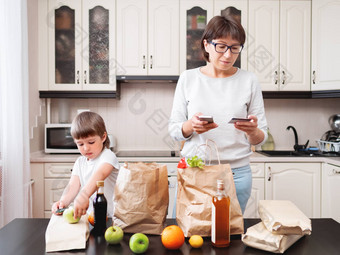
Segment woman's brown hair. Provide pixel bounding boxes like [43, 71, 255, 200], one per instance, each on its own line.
[200, 15, 246, 62]
[71, 111, 110, 149]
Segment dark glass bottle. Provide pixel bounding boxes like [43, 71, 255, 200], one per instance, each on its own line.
[93, 180, 107, 235]
[211, 179, 230, 247]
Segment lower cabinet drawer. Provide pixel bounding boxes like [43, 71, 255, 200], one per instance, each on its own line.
[44, 179, 69, 211]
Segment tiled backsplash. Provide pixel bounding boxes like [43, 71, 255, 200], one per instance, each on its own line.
[42, 84, 340, 152]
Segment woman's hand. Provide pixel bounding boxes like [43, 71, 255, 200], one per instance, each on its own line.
[192, 113, 219, 134]
[182, 113, 218, 137]
[73, 189, 90, 219]
[234, 115, 264, 145]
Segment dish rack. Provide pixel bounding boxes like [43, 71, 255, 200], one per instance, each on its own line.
[316, 140, 340, 153]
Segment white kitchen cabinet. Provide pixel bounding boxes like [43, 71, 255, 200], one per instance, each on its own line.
[265, 162, 321, 217]
[311, 0, 340, 91]
[321, 163, 340, 223]
[214, 0, 248, 70]
[44, 0, 116, 91]
[244, 163, 265, 218]
[44, 163, 73, 217]
[116, 0, 179, 75]
[248, 0, 311, 91]
[179, 0, 214, 72]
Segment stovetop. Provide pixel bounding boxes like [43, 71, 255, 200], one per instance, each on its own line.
[115, 150, 180, 157]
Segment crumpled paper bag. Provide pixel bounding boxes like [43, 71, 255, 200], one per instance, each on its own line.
[45, 214, 89, 252]
[242, 222, 303, 254]
[258, 200, 312, 235]
[113, 162, 169, 235]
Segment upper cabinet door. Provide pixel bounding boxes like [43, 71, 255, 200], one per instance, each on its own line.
[179, 0, 214, 73]
[47, 0, 116, 91]
[116, 0, 179, 76]
[116, 0, 148, 75]
[82, 0, 116, 90]
[249, 0, 311, 91]
[48, 0, 82, 90]
[280, 0, 310, 91]
[312, 0, 340, 91]
[214, 0, 248, 70]
[248, 0, 280, 91]
[148, 0, 179, 75]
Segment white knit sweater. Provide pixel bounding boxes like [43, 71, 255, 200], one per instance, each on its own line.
[168, 67, 268, 168]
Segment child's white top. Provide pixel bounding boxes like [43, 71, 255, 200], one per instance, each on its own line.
[72, 148, 120, 217]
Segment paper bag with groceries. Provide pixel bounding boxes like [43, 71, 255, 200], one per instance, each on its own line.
[112, 162, 169, 235]
[242, 200, 312, 253]
[176, 141, 244, 237]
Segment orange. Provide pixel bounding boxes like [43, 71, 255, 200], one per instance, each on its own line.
[161, 225, 185, 250]
[88, 212, 108, 226]
[88, 212, 94, 226]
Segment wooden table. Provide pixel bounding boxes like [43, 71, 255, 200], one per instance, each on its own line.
[1, 218, 340, 255]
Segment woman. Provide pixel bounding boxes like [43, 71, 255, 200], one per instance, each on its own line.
[168, 16, 268, 213]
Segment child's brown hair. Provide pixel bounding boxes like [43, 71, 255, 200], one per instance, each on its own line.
[71, 111, 110, 149]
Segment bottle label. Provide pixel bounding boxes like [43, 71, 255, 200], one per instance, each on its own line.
[211, 203, 216, 243]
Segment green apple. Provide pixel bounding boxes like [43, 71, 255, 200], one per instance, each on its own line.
[104, 226, 124, 245]
[129, 233, 149, 254]
[63, 207, 80, 224]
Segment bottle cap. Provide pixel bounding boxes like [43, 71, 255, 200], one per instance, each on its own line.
[96, 180, 104, 187]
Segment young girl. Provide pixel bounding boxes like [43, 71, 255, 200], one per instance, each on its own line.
[52, 111, 120, 219]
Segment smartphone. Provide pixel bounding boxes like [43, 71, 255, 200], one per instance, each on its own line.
[228, 117, 251, 124]
[55, 208, 66, 215]
[198, 115, 214, 123]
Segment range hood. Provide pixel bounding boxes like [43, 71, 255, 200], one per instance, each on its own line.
[116, 75, 179, 83]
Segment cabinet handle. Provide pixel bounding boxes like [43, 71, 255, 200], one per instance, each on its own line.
[274, 71, 278, 84]
[143, 55, 146, 69]
[84, 70, 87, 84]
[333, 169, 340, 174]
[70, 169, 73, 172]
[268, 166, 272, 181]
[77, 70, 80, 84]
[150, 55, 153, 69]
[312, 71, 316, 84]
[281, 70, 286, 85]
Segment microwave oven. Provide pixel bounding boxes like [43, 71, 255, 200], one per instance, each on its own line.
[45, 123, 79, 153]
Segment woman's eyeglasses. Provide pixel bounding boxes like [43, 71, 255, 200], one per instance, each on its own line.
[208, 41, 243, 54]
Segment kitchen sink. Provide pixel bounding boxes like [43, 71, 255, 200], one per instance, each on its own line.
[257, 150, 340, 157]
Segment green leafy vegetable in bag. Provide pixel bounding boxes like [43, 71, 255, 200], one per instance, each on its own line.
[187, 156, 205, 169]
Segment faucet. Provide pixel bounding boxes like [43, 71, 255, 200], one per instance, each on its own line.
[286, 126, 309, 151]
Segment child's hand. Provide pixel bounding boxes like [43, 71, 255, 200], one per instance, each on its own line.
[73, 190, 90, 219]
[52, 201, 66, 215]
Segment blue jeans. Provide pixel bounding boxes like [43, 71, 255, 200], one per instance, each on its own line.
[172, 164, 252, 217]
[231, 164, 252, 214]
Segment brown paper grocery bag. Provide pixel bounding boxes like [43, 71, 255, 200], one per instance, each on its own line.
[112, 162, 169, 235]
[176, 141, 244, 237]
[242, 222, 303, 253]
[258, 200, 312, 235]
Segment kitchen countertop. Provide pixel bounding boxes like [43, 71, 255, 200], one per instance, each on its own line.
[1, 218, 340, 255]
[30, 150, 340, 165]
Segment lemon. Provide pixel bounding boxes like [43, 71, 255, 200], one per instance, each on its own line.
[189, 235, 204, 248]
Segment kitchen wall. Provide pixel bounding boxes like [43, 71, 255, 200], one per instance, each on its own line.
[39, 85, 339, 153]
